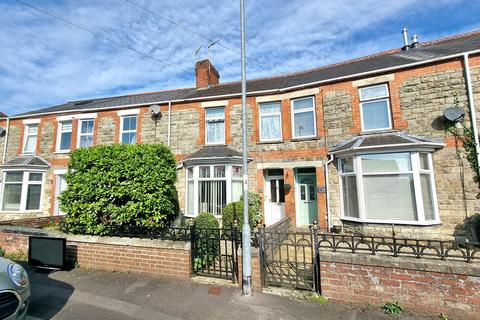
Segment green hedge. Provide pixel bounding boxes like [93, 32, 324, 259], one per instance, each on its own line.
[195, 212, 219, 229]
[241, 192, 262, 223]
[222, 201, 255, 230]
[60, 144, 179, 235]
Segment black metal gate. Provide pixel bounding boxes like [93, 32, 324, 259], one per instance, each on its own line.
[257, 225, 320, 293]
[191, 225, 240, 282]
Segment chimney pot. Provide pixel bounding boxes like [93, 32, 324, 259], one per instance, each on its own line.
[402, 27, 409, 50]
[195, 59, 220, 88]
[411, 34, 419, 48]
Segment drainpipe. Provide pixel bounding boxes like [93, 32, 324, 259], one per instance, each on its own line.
[2, 117, 10, 163]
[324, 154, 334, 232]
[463, 53, 480, 174]
[167, 101, 172, 147]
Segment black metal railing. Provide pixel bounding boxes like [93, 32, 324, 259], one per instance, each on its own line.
[191, 225, 240, 282]
[316, 232, 480, 263]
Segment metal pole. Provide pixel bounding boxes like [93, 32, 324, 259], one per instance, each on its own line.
[240, 0, 252, 297]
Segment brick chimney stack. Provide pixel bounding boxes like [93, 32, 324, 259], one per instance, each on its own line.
[195, 59, 220, 88]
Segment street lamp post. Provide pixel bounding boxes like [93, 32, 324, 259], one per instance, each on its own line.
[240, 0, 252, 297]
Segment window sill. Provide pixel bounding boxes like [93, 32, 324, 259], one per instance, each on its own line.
[54, 150, 71, 154]
[257, 140, 284, 145]
[290, 136, 320, 142]
[340, 217, 442, 226]
[360, 128, 396, 135]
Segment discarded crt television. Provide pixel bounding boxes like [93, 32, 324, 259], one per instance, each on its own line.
[28, 236, 66, 270]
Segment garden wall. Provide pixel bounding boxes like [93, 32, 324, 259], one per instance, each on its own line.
[319, 251, 480, 320]
[0, 226, 191, 281]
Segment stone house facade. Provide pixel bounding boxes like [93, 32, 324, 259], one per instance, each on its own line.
[1, 30, 479, 240]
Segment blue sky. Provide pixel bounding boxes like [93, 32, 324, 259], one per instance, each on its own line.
[1, 0, 479, 115]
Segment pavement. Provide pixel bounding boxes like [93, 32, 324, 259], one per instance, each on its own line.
[23, 266, 435, 320]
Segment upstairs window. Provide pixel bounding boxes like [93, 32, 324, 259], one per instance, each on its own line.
[57, 120, 72, 152]
[292, 96, 316, 139]
[259, 102, 282, 141]
[22, 124, 38, 154]
[78, 119, 94, 148]
[205, 107, 225, 144]
[120, 115, 137, 144]
[1, 171, 44, 212]
[359, 84, 391, 131]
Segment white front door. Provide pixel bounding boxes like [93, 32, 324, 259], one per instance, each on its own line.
[55, 175, 67, 215]
[264, 176, 285, 226]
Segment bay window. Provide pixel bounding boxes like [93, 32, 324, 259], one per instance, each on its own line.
[259, 102, 282, 141]
[205, 107, 225, 144]
[185, 164, 243, 217]
[339, 152, 439, 224]
[292, 96, 316, 139]
[1, 171, 44, 212]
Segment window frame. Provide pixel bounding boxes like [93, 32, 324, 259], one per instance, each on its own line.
[291, 96, 317, 139]
[338, 151, 440, 225]
[184, 164, 243, 217]
[205, 107, 226, 145]
[56, 120, 73, 153]
[0, 170, 45, 212]
[120, 115, 138, 144]
[358, 83, 392, 132]
[22, 123, 39, 154]
[259, 101, 282, 142]
[77, 118, 95, 148]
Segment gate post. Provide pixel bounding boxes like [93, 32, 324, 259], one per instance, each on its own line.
[310, 221, 321, 294]
[257, 224, 267, 288]
[190, 221, 197, 275]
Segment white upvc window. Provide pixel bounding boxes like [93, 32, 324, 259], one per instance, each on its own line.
[0, 170, 45, 212]
[291, 96, 316, 139]
[78, 119, 94, 148]
[259, 101, 282, 142]
[205, 107, 225, 144]
[359, 84, 392, 131]
[57, 120, 73, 152]
[120, 115, 137, 144]
[185, 164, 243, 217]
[22, 124, 38, 154]
[338, 152, 439, 225]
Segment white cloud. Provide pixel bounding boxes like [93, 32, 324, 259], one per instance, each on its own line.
[0, 0, 476, 115]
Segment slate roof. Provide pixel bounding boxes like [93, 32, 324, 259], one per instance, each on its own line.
[1, 155, 51, 169]
[182, 145, 244, 165]
[10, 30, 480, 118]
[329, 132, 445, 156]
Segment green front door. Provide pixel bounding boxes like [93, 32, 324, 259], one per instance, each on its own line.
[297, 174, 317, 225]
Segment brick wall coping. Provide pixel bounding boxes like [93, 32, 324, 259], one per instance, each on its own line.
[320, 251, 480, 277]
[0, 225, 190, 251]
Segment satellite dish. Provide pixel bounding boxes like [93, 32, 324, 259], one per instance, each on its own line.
[149, 104, 162, 120]
[443, 106, 465, 122]
[0, 127, 5, 137]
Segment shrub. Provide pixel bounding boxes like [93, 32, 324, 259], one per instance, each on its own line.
[60, 144, 179, 235]
[381, 301, 403, 315]
[240, 192, 262, 224]
[0, 247, 4, 257]
[193, 213, 220, 271]
[222, 201, 255, 230]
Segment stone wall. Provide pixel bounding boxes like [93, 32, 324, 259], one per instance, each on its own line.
[320, 251, 480, 320]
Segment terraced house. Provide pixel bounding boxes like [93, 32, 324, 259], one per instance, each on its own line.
[0, 30, 479, 240]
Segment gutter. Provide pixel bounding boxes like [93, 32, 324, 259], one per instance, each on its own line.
[463, 53, 480, 175]
[6, 49, 480, 120]
[2, 117, 10, 163]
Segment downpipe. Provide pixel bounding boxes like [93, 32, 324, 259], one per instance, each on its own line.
[2, 117, 10, 163]
[463, 53, 480, 175]
[324, 154, 334, 232]
[167, 101, 172, 147]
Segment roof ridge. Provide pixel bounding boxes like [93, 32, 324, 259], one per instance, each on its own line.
[206, 28, 480, 88]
